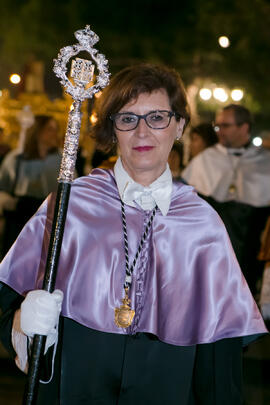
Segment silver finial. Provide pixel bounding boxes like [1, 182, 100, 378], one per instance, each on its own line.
[53, 26, 110, 182]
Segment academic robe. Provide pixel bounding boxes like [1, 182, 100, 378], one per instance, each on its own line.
[182, 143, 270, 294]
[0, 168, 267, 404]
[181, 143, 270, 207]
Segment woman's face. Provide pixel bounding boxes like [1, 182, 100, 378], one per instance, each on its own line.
[114, 89, 185, 185]
[39, 119, 59, 149]
[189, 132, 207, 158]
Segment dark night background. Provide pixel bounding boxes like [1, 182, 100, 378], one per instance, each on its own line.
[0, 0, 270, 126]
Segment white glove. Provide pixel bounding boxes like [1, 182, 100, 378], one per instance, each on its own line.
[20, 289, 63, 353]
[261, 303, 270, 320]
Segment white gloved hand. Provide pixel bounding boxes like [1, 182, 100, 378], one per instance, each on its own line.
[20, 289, 63, 353]
[261, 303, 270, 320]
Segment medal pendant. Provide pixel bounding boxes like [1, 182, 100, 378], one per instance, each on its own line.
[229, 184, 236, 193]
[114, 289, 135, 328]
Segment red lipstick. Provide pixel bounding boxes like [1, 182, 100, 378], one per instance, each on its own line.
[133, 146, 154, 152]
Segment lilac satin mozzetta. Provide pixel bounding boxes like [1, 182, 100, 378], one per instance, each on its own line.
[0, 169, 267, 346]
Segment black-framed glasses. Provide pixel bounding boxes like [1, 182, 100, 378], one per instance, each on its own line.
[110, 110, 180, 131]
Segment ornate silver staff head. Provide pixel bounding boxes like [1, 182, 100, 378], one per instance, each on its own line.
[53, 25, 110, 182]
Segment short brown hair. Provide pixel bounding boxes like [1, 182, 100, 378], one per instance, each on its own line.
[91, 64, 190, 152]
[190, 123, 218, 147]
[223, 104, 253, 131]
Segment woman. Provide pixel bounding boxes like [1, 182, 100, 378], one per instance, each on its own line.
[189, 122, 218, 159]
[0, 64, 267, 404]
[0, 115, 61, 256]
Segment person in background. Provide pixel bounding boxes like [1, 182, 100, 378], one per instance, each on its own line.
[189, 122, 218, 160]
[0, 128, 11, 165]
[0, 115, 61, 256]
[0, 65, 267, 405]
[182, 104, 270, 296]
[168, 123, 216, 182]
[262, 137, 270, 149]
[0, 127, 11, 260]
[258, 216, 270, 323]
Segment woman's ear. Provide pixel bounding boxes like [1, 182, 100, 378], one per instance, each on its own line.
[176, 118, 185, 140]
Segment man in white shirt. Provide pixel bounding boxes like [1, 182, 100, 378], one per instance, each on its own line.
[182, 104, 270, 295]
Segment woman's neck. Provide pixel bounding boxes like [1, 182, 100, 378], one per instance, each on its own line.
[121, 160, 166, 187]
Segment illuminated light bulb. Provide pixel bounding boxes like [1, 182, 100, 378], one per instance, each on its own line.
[199, 88, 212, 101]
[231, 89, 244, 101]
[0, 90, 2, 97]
[10, 74, 21, 84]
[218, 36, 230, 48]
[213, 87, 228, 102]
[252, 137, 262, 147]
[90, 113, 98, 124]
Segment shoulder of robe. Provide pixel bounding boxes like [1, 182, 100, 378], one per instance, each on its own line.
[71, 168, 115, 189]
[171, 182, 225, 228]
[66, 168, 119, 207]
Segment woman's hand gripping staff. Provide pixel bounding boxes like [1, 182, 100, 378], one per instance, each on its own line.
[12, 290, 63, 374]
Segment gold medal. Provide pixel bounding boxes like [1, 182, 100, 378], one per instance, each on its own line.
[229, 184, 236, 193]
[114, 288, 135, 328]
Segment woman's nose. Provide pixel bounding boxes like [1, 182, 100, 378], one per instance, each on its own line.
[134, 118, 150, 137]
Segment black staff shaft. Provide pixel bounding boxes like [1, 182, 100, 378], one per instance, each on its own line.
[23, 182, 71, 405]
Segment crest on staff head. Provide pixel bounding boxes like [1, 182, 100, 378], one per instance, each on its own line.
[53, 26, 110, 183]
[53, 25, 110, 102]
[70, 58, 95, 85]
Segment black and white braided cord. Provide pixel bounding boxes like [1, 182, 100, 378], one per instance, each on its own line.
[120, 200, 157, 289]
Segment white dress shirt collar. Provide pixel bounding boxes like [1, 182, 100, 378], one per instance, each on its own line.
[216, 143, 253, 157]
[114, 157, 172, 216]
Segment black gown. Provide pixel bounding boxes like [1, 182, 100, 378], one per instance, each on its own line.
[200, 196, 270, 295]
[0, 283, 243, 405]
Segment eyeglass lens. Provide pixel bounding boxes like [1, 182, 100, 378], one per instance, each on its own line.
[113, 110, 173, 131]
[213, 123, 237, 131]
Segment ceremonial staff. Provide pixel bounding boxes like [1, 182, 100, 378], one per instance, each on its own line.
[23, 26, 110, 405]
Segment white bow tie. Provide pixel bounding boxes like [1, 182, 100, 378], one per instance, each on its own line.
[123, 181, 172, 214]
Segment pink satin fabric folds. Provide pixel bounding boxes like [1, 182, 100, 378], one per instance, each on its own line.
[0, 169, 267, 346]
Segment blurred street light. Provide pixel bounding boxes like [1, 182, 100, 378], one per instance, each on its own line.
[231, 89, 244, 101]
[198, 83, 245, 105]
[213, 87, 228, 102]
[218, 36, 230, 48]
[199, 88, 212, 101]
[252, 137, 262, 147]
[10, 74, 21, 84]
